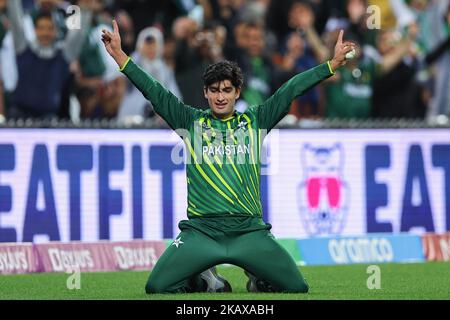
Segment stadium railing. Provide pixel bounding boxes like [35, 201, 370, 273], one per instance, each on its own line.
[0, 116, 449, 129]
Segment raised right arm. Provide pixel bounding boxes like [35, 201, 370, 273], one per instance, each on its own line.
[120, 58, 197, 130]
[7, 0, 27, 54]
[101, 20, 198, 130]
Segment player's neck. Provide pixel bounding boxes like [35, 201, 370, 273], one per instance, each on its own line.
[211, 110, 236, 121]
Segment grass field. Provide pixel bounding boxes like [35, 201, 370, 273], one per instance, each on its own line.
[0, 262, 449, 300]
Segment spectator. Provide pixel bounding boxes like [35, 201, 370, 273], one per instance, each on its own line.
[277, 31, 322, 118]
[114, 9, 135, 55]
[274, 1, 331, 118]
[92, 71, 126, 119]
[209, 0, 242, 32]
[0, 60, 4, 122]
[266, 0, 346, 41]
[74, 0, 126, 119]
[162, 34, 177, 70]
[405, 0, 447, 53]
[322, 31, 377, 119]
[324, 0, 378, 47]
[239, 22, 279, 110]
[389, 0, 417, 29]
[425, 0, 450, 119]
[286, 0, 329, 62]
[108, 0, 166, 38]
[0, 0, 8, 119]
[6, 0, 90, 119]
[0, 0, 7, 44]
[371, 24, 427, 118]
[237, 0, 270, 25]
[174, 18, 224, 109]
[373, 20, 450, 119]
[110, 0, 203, 43]
[118, 27, 182, 124]
[27, 0, 68, 41]
[223, 19, 248, 65]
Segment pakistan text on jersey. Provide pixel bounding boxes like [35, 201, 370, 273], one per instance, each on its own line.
[202, 144, 251, 157]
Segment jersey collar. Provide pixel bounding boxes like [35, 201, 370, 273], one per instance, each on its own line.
[208, 109, 238, 122]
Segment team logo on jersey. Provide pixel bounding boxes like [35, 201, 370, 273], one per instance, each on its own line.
[201, 122, 211, 130]
[200, 121, 215, 141]
[236, 120, 248, 131]
[171, 238, 184, 248]
[297, 143, 350, 235]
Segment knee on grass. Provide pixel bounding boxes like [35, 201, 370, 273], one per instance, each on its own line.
[145, 279, 167, 294]
[293, 282, 309, 293]
[280, 281, 309, 294]
[145, 279, 190, 294]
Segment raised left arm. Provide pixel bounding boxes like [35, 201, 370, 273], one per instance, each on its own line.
[250, 30, 356, 130]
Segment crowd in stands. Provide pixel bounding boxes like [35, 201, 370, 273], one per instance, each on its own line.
[0, 0, 449, 126]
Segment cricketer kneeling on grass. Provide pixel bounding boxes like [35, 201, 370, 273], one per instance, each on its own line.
[101, 20, 355, 294]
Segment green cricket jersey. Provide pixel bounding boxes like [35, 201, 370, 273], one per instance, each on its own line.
[121, 59, 333, 218]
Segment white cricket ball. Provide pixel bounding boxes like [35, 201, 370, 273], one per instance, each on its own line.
[345, 48, 356, 60]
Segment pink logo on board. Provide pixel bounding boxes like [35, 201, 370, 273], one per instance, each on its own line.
[297, 143, 350, 235]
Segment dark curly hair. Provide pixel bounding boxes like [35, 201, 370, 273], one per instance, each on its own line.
[202, 60, 244, 90]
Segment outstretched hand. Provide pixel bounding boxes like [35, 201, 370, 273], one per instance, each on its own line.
[329, 30, 358, 71]
[101, 20, 128, 69]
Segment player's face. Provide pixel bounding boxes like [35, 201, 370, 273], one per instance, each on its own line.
[35, 18, 57, 47]
[204, 80, 240, 119]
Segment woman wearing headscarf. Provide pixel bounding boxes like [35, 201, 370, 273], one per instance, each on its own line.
[118, 27, 182, 124]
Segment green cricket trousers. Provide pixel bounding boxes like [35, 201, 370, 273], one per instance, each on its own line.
[145, 215, 309, 293]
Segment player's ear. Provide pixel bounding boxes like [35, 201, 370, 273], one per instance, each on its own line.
[203, 86, 209, 99]
[235, 87, 241, 100]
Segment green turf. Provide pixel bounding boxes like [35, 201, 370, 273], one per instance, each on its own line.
[0, 262, 449, 300]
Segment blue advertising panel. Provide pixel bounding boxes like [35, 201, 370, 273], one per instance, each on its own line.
[0, 128, 448, 242]
[297, 234, 425, 265]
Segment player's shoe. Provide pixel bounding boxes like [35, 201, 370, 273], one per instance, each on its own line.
[245, 270, 275, 293]
[196, 267, 232, 293]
